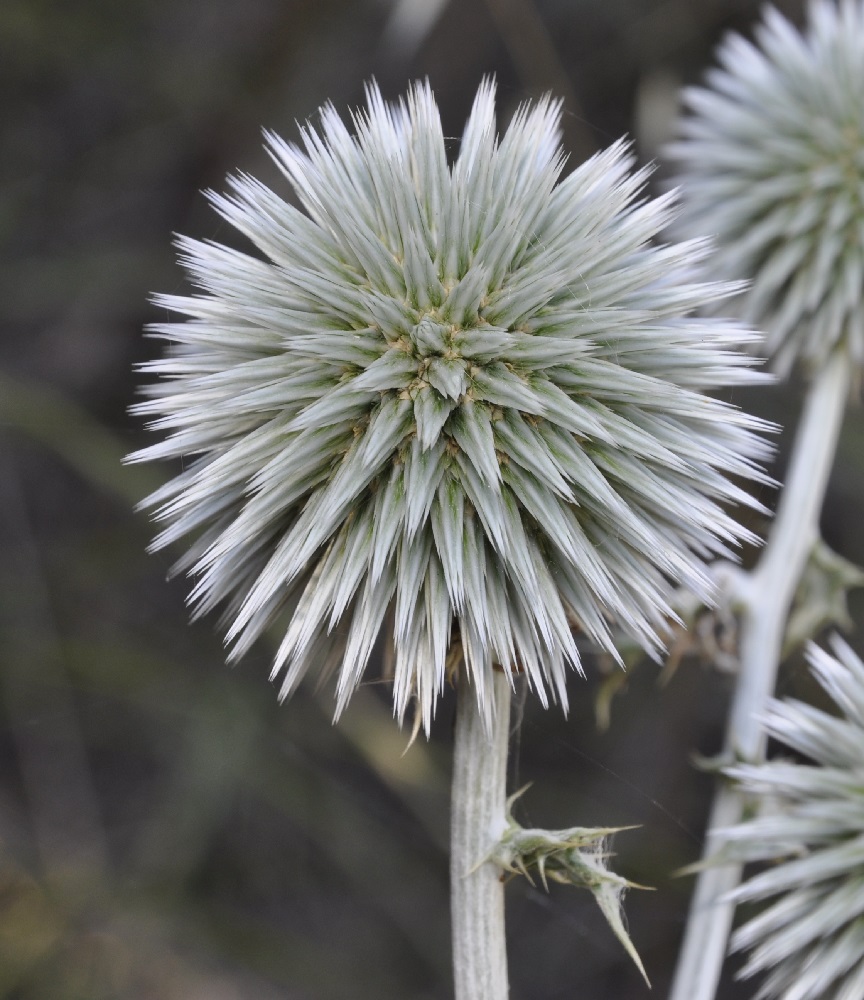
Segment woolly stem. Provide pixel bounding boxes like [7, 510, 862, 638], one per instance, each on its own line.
[669, 348, 851, 1000]
[451, 669, 512, 1000]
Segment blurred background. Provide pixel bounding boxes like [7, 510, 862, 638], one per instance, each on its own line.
[3, 0, 863, 997]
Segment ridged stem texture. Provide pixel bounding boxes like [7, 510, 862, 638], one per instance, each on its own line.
[669, 348, 851, 1000]
[451, 669, 511, 1000]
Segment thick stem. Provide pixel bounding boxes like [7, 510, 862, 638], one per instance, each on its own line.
[451, 669, 512, 1000]
[669, 350, 851, 1000]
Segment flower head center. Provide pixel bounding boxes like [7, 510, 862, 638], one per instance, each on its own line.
[409, 316, 454, 359]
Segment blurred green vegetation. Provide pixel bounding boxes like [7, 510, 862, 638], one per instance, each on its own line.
[7, 0, 864, 997]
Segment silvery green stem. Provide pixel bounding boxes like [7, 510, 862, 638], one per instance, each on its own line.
[451, 670, 511, 1000]
[670, 348, 851, 1000]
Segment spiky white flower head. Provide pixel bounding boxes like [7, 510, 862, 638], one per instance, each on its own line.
[129, 80, 770, 732]
[719, 637, 864, 1000]
[670, 1, 864, 377]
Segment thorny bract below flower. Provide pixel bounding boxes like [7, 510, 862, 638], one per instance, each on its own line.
[670, 0, 864, 377]
[719, 638, 864, 1000]
[129, 80, 770, 732]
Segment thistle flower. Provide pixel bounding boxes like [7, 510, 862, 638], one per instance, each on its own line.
[670, 0, 864, 376]
[129, 80, 769, 731]
[719, 637, 864, 1000]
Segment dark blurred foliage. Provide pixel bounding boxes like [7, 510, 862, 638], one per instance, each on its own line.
[3, 0, 864, 997]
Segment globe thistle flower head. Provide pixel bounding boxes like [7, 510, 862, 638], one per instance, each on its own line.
[719, 637, 864, 999]
[670, 1, 864, 377]
[129, 80, 770, 732]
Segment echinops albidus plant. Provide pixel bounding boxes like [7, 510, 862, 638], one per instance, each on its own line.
[668, 5, 864, 998]
[129, 79, 770, 733]
[670, 0, 864, 377]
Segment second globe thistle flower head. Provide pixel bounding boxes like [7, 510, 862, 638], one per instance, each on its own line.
[670, 0, 864, 377]
[130, 80, 770, 732]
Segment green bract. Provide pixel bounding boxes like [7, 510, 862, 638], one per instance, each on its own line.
[721, 638, 864, 1000]
[671, 0, 864, 376]
[130, 80, 769, 730]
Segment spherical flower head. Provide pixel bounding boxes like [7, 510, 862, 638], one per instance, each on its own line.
[670, 1, 864, 377]
[719, 637, 864, 1000]
[129, 80, 770, 732]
